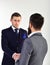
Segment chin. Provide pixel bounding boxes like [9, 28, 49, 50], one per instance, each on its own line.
[16, 26, 19, 28]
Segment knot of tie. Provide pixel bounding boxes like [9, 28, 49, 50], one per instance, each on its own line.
[15, 29, 19, 34]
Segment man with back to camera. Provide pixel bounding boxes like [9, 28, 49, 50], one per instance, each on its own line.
[1, 12, 28, 65]
[15, 13, 48, 65]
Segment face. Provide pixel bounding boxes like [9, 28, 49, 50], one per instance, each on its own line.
[10, 16, 21, 28]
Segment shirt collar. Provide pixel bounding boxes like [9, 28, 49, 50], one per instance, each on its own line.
[11, 25, 20, 32]
[28, 31, 41, 38]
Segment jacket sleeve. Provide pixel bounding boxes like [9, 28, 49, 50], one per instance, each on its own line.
[17, 39, 33, 65]
[1, 30, 15, 58]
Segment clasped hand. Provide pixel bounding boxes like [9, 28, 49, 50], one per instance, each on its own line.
[12, 53, 21, 62]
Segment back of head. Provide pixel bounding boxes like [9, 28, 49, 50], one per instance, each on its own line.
[30, 13, 44, 30]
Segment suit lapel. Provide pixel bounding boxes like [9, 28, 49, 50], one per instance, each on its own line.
[9, 26, 19, 41]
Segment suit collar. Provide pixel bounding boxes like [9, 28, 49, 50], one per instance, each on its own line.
[10, 26, 20, 33]
[28, 32, 42, 38]
[11, 25, 16, 32]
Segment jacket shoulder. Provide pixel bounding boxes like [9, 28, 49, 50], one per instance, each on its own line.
[20, 28, 27, 33]
[24, 38, 33, 52]
[1, 27, 11, 33]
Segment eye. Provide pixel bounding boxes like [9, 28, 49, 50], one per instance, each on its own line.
[14, 20, 17, 21]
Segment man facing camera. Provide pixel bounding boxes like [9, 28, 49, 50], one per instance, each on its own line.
[15, 13, 48, 65]
[1, 12, 28, 65]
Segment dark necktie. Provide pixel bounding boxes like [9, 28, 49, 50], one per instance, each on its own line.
[15, 29, 19, 34]
[15, 29, 20, 40]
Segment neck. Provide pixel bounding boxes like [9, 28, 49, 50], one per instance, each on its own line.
[31, 29, 41, 33]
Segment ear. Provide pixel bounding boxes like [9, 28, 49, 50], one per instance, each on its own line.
[10, 19, 12, 22]
[29, 22, 32, 28]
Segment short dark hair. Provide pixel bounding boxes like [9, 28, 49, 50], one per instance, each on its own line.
[30, 13, 44, 30]
[11, 12, 21, 19]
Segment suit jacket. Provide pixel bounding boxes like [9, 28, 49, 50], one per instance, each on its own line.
[15, 33, 48, 65]
[1, 26, 28, 65]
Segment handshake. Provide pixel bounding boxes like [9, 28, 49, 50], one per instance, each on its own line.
[12, 53, 21, 62]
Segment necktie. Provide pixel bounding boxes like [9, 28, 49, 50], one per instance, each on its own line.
[15, 29, 19, 34]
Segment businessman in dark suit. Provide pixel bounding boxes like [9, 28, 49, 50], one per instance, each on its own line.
[1, 12, 28, 65]
[15, 13, 48, 65]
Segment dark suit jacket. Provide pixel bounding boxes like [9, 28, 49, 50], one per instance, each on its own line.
[1, 26, 28, 65]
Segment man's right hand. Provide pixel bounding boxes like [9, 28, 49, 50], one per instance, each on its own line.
[12, 53, 21, 61]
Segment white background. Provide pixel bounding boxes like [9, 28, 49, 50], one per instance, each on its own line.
[0, 0, 50, 65]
